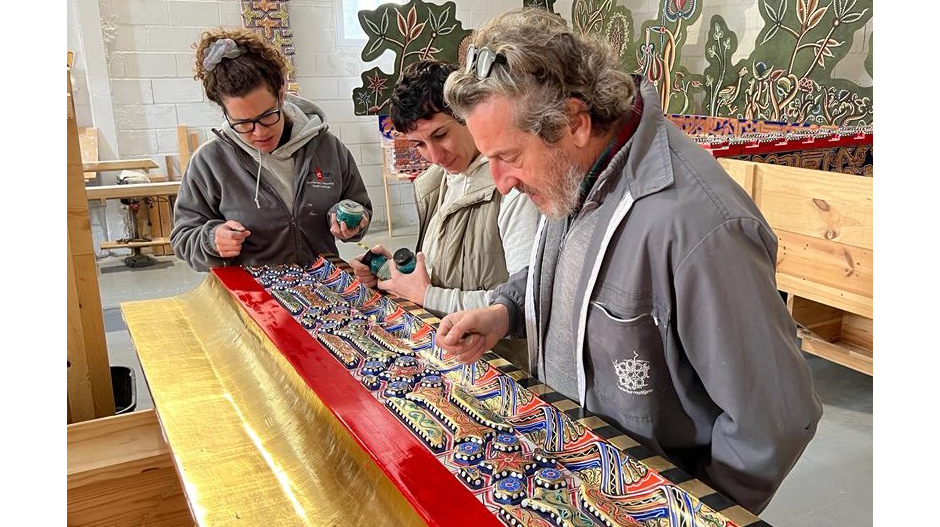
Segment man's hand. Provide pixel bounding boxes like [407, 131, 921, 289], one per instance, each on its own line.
[330, 212, 369, 241]
[348, 244, 390, 289]
[214, 220, 250, 258]
[378, 252, 430, 306]
[437, 304, 510, 364]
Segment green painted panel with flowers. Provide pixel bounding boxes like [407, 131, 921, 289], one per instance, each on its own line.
[352, 0, 470, 115]
[572, 0, 873, 125]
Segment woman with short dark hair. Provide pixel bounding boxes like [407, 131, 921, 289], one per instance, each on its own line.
[350, 60, 540, 369]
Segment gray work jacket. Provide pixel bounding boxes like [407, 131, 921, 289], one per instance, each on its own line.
[492, 79, 822, 513]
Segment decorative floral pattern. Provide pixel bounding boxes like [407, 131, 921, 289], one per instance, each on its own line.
[571, 0, 872, 125]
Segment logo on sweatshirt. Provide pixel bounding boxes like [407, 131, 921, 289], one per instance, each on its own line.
[613, 351, 651, 395]
[307, 167, 336, 189]
[313, 167, 334, 180]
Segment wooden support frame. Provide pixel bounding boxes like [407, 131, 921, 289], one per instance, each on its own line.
[79, 127, 99, 180]
[718, 158, 873, 375]
[789, 295, 873, 375]
[177, 125, 199, 175]
[68, 56, 115, 422]
[151, 196, 175, 256]
[67, 410, 193, 526]
[380, 142, 419, 237]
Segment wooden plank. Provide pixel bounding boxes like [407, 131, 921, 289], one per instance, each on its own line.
[788, 295, 844, 342]
[67, 78, 115, 420]
[151, 201, 166, 256]
[776, 230, 873, 299]
[383, 170, 394, 236]
[68, 410, 170, 487]
[68, 410, 194, 526]
[776, 273, 873, 319]
[178, 125, 193, 174]
[68, 465, 193, 527]
[718, 158, 756, 198]
[754, 163, 873, 250]
[164, 154, 176, 180]
[85, 181, 181, 200]
[67, 231, 96, 424]
[100, 237, 172, 250]
[82, 159, 159, 173]
[799, 328, 873, 376]
[841, 312, 873, 351]
[156, 198, 174, 256]
[79, 127, 99, 180]
[381, 144, 395, 236]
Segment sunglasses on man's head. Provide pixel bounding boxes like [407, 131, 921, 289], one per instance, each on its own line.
[465, 45, 507, 80]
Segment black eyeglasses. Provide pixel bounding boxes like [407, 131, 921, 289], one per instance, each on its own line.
[226, 105, 282, 134]
[465, 45, 506, 80]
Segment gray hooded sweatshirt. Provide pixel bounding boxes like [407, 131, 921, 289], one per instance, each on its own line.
[171, 94, 372, 272]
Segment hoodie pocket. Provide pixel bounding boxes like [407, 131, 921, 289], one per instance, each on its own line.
[584, 300, 671, 422]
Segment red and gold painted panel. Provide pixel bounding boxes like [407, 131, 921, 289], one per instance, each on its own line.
[214, 256, 769, 527]
[668, 114, 872, 175]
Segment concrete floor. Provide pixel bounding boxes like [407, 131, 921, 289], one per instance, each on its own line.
[96, 225, 872, 527]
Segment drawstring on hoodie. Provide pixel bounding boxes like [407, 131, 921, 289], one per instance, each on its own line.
[252, 148, 262, 209]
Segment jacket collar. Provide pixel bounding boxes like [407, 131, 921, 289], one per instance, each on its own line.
[588, 77, 675, 207]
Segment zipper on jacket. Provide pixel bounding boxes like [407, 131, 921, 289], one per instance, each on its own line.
[290, 220, 300, 258]
[215, 128, 302, 260]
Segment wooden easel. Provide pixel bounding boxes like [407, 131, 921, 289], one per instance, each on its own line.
[67, 52, 115, 422]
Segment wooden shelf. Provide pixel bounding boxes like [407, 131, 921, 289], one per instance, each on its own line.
[82, 159, 158, 173]
[798, 327, 873, 376]
[85, 181, 180, 200]
[99, 237, 172, 250]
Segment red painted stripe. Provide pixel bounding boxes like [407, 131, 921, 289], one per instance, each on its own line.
[212, 267, 500, 527]
[703, 132, 872, 157]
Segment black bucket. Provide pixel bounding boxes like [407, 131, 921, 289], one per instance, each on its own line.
[110, 366, 138, 414]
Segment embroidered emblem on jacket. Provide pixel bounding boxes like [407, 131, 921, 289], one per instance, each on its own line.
[614, 351, 652, 395]
[306, 168, 335, 190]
[312, 168, 334, 180]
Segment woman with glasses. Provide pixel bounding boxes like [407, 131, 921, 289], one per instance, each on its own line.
[171, 28, 372, 271]
[349, 60, 540, 370]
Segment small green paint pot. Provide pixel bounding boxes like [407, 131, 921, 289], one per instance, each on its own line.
[335, 199, 364, 229]
[393, 248, 416, 274]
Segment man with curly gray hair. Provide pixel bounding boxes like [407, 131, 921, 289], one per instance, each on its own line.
[437, 7, 822, 514]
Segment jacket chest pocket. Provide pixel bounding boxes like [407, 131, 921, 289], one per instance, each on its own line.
[583, 299, 672, 422]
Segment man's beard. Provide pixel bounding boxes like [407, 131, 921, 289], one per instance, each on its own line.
[517, 147, 585, 220]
